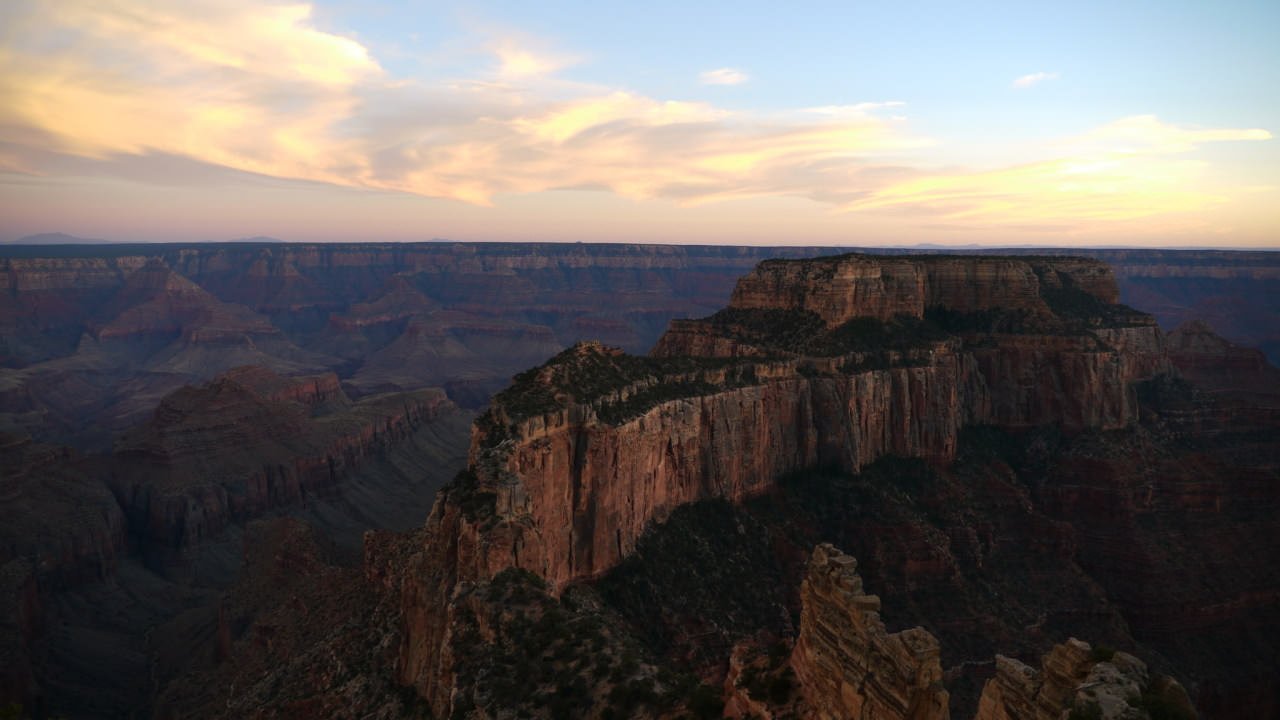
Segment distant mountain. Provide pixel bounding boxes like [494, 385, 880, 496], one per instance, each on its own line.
[7, 232, 112, 244]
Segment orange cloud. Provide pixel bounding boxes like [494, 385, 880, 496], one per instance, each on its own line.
[841, 116, 1272, 233]
[0, 0, 1272, 242]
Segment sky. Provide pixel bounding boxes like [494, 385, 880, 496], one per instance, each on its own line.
[1, 0, 1277, 247]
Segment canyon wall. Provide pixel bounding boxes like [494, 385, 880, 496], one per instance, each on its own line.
[110, 368, 458, 564]
[397, 254, 1174, 711]
[450, 257, 1164, 591]
[3, 243, 1273, 452]
[728, 255, 1116, 326]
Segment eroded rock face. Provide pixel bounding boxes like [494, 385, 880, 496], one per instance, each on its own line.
[973, 640, 1196, 720]
[459, 258, 1164, 591]
[397, 255, 1173, 710]
[110, 367, 457, 566]
[727, 255, 1116, 327]
[1166, 319, 1280, 405]
[790, 543, 948, 720]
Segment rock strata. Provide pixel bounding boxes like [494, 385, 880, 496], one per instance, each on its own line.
[973, 639, 1197, 720]
[396, 254, 1173, 710]
[790, 543, 949, 720]
[110, 367, 457, 565]
[727, 255, 1117, 326]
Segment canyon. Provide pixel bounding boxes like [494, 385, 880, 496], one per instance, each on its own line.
[3, 244, 1277, 453]
[0, 244, 1277, 719]
[157, 251, 1274, 720]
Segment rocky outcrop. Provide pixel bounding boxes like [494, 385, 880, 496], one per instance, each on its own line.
[215, 365, 344, 408]
[790, 543, 948, 720]
[448, 257, 1165, 591]
[94, 259, 280, 342]
[1165, 319, 1280, 405]
[110, 368, 458, 564]
[325, 274, 439, 331]
[974, 639, 1196, 720]
[0, 434, 126, 589]
[393, 254, 1173, 710]
[469, 356, 974, 591]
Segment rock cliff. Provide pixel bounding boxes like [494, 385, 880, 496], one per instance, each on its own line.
[1165, 319, 1280, 406]
[5, 243, 1269, 452]
[5, 246, 1276, 718]
[455, 255, 1162, 585]
[110, 367, 458, 567]
[790, 543, 948, 720]
[396, 254, 1174, 712]
[726, 255, 1116, 326]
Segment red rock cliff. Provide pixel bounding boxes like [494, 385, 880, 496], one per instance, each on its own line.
[110, 368, 456, 563]
[790, 543, 949, 720]
[396, 255, 1171, 711]
[727, 255, 1116, 326]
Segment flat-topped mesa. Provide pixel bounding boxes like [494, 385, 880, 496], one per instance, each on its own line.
[397, 256, 1173, 711]
[442, 258, 1168, 596]
[727, 254, 1118, 327]
[653, 255, 1154, 361]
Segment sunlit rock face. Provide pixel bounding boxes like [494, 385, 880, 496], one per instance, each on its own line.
[398, 254, 1176, 710]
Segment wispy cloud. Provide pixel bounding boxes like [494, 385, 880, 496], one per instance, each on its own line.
[699, 68, 749, 86]
[840, 115, 1272, 230]
[492, 42, 577, 80]
[0, 1, 1270, 240]
[1012, 71, 1059, 89]
[0, 1, 920, 207]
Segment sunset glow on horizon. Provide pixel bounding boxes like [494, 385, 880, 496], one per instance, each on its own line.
[1, 0, 1276, 247]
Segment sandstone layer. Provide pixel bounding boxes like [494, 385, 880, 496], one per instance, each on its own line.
[790, 543, 948, 720]
[4, 243, 1274, 452]
[111, 367, 457, 566]
[974, 638, 1197, 720]
[727, 255, 1116, 326]
[454, 257, 1164, 589]
[396, 254, 1174, 712]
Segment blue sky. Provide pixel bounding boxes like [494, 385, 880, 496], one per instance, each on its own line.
[1, 0, 1276, 246]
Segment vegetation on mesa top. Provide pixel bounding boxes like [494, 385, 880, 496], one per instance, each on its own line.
[480, 342, 748, 427]
[1033, 266, 1150, 330]
[702, 268, 1148, 356]
[699, 308, 948, 356]
[476, 261, 1150, 432]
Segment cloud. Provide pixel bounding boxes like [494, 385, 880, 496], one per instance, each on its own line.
[840, 115, 1272, 230]
[0, 1, 1270, 239]
[0, 1, 923, 207]
[1066, 114, 1271, 154]
[493, 43, 576, 80]
[1012, 72, 1059, 89]
[804, 102, 905, 117]
[699, 68, 749, 86]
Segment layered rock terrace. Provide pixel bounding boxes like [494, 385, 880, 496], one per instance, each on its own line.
[399, 254, 1175, 711]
